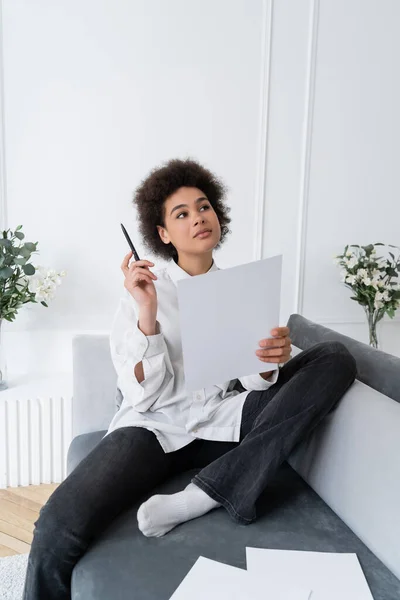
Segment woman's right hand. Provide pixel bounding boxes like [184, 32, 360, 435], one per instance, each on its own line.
[121, 251, 158, 309]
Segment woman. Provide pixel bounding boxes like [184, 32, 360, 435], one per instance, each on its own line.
[22, 158, 357, 599]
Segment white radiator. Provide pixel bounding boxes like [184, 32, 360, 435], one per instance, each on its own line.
[0, 374, 73, 489]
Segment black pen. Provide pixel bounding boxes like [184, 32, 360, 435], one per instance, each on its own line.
[120, 223, 141, 262]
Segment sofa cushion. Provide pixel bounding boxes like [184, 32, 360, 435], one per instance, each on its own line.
[287, 314, 400, 403]
[67, 430, 107, 475]
[67, 439, 400, 600]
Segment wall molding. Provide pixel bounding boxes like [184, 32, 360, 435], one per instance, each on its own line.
[295, 0, 320, 315]
[253, 0, 273, 261]
[0, 0, 7, 232]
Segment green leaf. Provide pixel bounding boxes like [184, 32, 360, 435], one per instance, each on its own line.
[15, 225, 23, 231]
[14, 231, 25, 240]
[24, 242, 36, 252]
[19, 246, 31, 258]
[362, 244, 374, 255]
[22, 263, 35, 275]
[0, 266, 14, 278]
[13, 257, 28, 265]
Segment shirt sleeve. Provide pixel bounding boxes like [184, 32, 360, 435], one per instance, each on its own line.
[238, 367, 279, 391]
[109, 291, 174, 413]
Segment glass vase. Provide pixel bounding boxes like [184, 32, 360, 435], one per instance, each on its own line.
[363, 308, 383, 350]
[0, 318, 8, 391]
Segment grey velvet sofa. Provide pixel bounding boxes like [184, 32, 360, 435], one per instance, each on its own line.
[67, 314, 400, 599]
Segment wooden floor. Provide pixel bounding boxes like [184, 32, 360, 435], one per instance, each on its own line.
[0, 484, 59, 557]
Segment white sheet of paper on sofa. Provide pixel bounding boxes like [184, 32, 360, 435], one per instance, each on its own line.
[177, 255, 283, 391]
[169, 555, 311, 600]
[246, 548, 374, 600]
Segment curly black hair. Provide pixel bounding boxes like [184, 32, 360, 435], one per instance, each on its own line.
[133, 158, 232, 261]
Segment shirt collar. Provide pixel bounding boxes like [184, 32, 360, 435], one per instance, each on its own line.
[166, 257, 219, 286]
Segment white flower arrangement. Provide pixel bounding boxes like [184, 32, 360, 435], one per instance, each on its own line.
[1, 225, 68, 389]
[334, 243, 400, 348]
[0, 225, 67, 322]
[26, 265, 67, 304]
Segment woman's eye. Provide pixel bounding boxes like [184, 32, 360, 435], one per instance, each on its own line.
[177, 205, 210, 219]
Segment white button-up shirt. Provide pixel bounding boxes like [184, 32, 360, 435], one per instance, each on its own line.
[104, 257, 279, 453]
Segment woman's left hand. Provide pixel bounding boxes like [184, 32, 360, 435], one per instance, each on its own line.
[256, 327, 292, 364]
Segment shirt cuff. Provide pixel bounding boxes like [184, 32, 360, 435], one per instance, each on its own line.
[126, 319, 165, 360]
[262, 368, 279, 384]
[239, 367, 279, 391]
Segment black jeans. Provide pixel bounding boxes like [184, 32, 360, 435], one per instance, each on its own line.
[22, 341, 357, 600]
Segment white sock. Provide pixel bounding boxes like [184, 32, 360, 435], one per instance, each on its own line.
[137, 482, 221, 537]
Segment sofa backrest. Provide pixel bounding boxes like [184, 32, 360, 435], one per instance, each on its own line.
[72, 334, 118, 437]
[287, 314, 400, 581]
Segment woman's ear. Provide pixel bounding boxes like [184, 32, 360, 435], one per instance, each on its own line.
[157, 224, 170, 245]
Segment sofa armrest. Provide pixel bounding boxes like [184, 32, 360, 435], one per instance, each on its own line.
[286, 313, 400, 580]
[72, 334, 118, 437]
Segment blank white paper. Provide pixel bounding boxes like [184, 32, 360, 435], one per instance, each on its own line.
[246, 548, 374, 600]
[169, 556, 311, 600]
[177, 255, 283, 391]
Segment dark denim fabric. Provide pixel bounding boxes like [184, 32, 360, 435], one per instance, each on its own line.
[22, 341, 356, 599]
[192, 340, 357, 523]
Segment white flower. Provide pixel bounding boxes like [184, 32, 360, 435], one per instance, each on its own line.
[339, 270, 348, 283]
[345, 274, 357, 285]
[347, 256, 358, 269]
[374, 292, 385, 309]
[356, 268, 368, 279]
[362, 277, 372, 286]
[26, 265, 66, 304]
[374, 289, 391, 310]
[345, 249, 353, 257]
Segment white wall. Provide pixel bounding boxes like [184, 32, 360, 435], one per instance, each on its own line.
[303, 0, 400, 354]
[1, 0, 399, 377]
[1, 0, 268, 374]
[262, 0, 400, 354]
